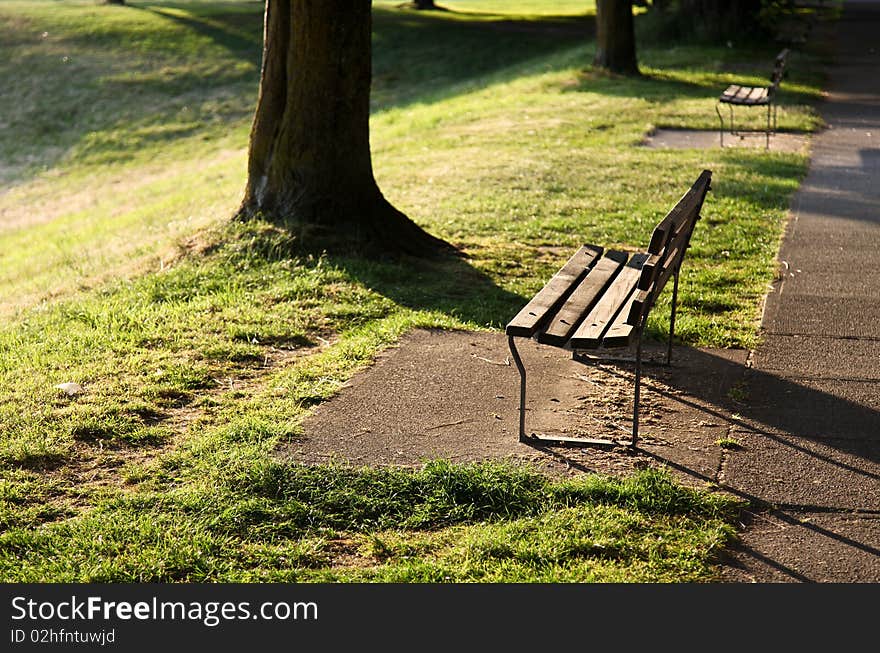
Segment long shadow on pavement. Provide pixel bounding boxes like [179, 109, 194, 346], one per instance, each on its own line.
[556, 344, 880, 581]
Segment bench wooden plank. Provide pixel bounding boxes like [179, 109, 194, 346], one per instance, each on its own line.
[747, 86, 769, 103]
[734, 86, 752, 101]
[603, 278, 649, 347]
[720, 85, 740, 101]
[647, 170, 711, 254]
[638, 209, 697, 291]
[505, 245, 603, 338]
[537, 250, 628, 347]
[627, 249, 681, 326]
[637, 246, 675, 294]
[719, 49, 787, 108]
[722, 88, 768, 105]
[569, 253, 647, 349]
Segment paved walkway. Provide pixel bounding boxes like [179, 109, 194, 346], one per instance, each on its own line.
[717, 0, 880, 582]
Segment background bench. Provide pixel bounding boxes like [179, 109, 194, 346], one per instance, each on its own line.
[716, 49, 789, 149]
[505, 170, 713, 448]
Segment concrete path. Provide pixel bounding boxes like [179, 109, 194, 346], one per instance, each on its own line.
[717, 0, 880, 582]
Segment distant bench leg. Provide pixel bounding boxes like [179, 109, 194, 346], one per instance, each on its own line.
[715, 102, 725, 147]
[508, 336, 528, 441]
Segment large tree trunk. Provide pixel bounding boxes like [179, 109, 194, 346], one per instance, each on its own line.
[593, 0, 639, 75]
[238, 0, 449, 256]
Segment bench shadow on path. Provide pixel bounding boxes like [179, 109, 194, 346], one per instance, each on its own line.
[581, 346, 879, 490]
[562, 345, 880, 580]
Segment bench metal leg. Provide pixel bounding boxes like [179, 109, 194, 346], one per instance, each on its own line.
[632, 330, 643, 448]
[508, 336, 528, 441]
[766, 103, 772, 150]
[667, 269, 679, 366]
[509, 335, 634, 448]
[715, 102, 724, 147]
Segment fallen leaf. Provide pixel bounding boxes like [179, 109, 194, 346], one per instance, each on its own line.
[55, 382, 83, 395]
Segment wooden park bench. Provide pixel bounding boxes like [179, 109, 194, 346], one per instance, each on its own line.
[505, 170, 712, 448]
[716, 48, 789, 149]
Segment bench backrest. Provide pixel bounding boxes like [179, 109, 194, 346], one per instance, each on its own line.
[626, 169, 712, 327]
[769, 48, 789, 95]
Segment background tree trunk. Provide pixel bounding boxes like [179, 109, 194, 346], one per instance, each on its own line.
[413, 0, 437, 9]
[593, 0, 639, 75]
[238, 0, 448, 256]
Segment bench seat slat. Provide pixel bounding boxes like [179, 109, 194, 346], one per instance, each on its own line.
[603, 284, 646, 347]
[537, 251, 628, 347]
[569, 253, 647, 349]
[720, 85, 769, 105]
[748, 86, 769, 103]
[720, 84, 741, 101]
[734, 85, 752, 101]
[505, 245, 603, 338]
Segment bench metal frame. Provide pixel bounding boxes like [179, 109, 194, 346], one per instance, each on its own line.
[505, 171, 712, 449]
[509, 275, 680, 449]
[716, 48, 788, 150]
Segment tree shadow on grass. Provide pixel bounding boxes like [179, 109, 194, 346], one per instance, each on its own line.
[0, 4, 262, 188]
[225, 217, 527, 329]
[328, 250, 526, 330]
[134, 4, 263, 63]
[369, 8, 592, 108]
[0, 3, 593, 189]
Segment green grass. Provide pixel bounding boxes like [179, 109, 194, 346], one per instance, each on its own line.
[2, 463, 739, 582]
[0, 0, 830, 582]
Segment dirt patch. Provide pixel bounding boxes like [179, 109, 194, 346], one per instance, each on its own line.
[280, 329, 751, 488]
[642, 128, 811, 154]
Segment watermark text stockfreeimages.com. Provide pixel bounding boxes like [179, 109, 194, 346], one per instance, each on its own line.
[10, 594, 318, 628]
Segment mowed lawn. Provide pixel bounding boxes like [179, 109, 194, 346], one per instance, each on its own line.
[0, 0, 826, 581]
